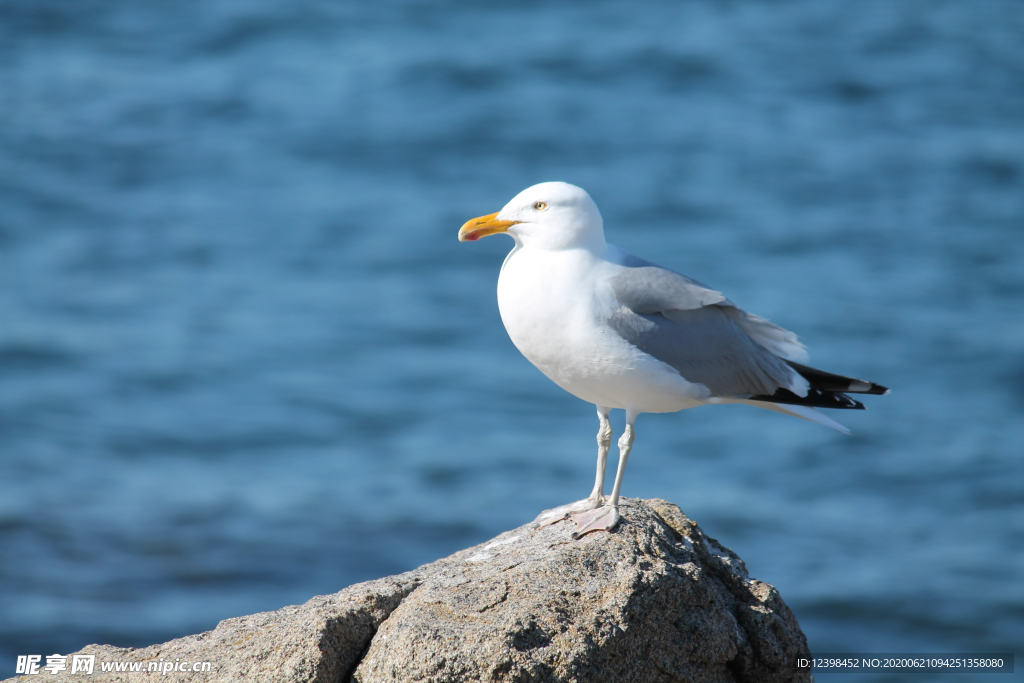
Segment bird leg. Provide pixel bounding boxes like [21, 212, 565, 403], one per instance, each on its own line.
[535, 406, 612, 528]
[572, 417, 635, 536]
[585, 406, 612, 508]
[607, 422, 635, 510]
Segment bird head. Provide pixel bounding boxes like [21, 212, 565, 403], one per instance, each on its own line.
[458, 182, 605, 251]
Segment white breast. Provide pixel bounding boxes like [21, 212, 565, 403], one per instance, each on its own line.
[496, 246, 707, 413]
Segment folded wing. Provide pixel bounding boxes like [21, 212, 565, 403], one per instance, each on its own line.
[607, 264, 888, 409]
[608, 266, 808, 398]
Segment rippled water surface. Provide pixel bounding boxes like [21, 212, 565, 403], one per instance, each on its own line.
[1, 0, 1022, 678]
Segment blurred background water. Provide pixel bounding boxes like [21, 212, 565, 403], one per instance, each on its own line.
[1, 0, 1022, 679]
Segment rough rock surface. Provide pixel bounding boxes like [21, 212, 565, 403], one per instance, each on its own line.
[7, 499, 811, 683]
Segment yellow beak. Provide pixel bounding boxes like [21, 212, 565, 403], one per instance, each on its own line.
[458, 212, 520, 242]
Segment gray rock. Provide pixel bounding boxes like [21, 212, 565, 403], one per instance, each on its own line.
[6, 499, 811, 683]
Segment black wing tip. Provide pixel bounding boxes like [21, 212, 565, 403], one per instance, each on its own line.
[750, 388, 866, 410]
[851, 379, 890, 395]
[786, 361, 889, 396]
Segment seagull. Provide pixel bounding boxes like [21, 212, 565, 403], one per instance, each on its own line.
[458, 182, 888, 537]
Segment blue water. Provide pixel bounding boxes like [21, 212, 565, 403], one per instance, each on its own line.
[1, 0, 1022, 679]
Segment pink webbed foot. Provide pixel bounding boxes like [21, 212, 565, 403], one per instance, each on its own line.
[534, 497, 604, 529]
[570, 505, 621, 537]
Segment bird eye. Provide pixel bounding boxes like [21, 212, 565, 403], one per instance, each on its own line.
[533, 201, 548, 211]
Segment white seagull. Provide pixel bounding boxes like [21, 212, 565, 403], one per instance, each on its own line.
[459, 182, 888, 536]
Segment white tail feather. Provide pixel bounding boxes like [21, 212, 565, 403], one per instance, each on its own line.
[739, 399, 851, 434]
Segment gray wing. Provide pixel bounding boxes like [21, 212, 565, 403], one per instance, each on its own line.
[609, 266, 731, 312]
[607, 266, 800, 398]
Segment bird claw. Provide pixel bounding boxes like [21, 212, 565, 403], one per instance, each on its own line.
[570, 505, 620, 537]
